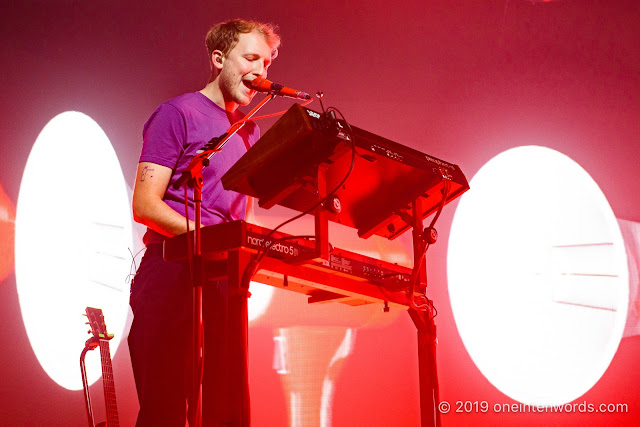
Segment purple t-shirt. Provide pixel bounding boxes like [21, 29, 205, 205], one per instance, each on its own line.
[140, 92, 259, 244]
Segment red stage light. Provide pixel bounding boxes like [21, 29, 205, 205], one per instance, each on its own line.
[0, 184, 15, 283]
[0, 185, 16, 282]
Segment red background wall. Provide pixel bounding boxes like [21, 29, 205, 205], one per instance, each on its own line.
[1, 1, 638, 425]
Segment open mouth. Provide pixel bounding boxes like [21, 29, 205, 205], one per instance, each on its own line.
[243, 79, 255, 90]
[242, 80, 256, 97]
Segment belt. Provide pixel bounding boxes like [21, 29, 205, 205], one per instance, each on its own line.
[145, 243, 164, 257]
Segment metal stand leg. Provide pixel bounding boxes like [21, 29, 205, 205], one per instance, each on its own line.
[80, 342, 98, 427]
[409, 307, 441, 427]
[406, 190, 447, 427]
[226, 249, 253, 427]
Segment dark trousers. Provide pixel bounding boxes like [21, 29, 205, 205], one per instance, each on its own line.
[128, 245, 248, 426]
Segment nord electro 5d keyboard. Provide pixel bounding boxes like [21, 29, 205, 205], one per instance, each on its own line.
[163, 220, 413, 308]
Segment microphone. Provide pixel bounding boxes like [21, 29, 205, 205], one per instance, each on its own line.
[247, 76, 311, 100]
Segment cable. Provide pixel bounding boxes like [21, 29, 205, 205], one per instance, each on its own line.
[125, 246, 147, 284]
[247, 98, 313, 122]
[407, 178, 452, 316]
[244, 106, 358, 286]
[257, 107, 355, 259]
[408, 178, 451, 313]
[185, 184, 194, 283]
[213, 98, 314, 135]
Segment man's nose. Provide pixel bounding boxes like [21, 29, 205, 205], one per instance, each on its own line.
[253, 59, 266, 77]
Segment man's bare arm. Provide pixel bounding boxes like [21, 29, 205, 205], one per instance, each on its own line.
[132, 162, 195, 237]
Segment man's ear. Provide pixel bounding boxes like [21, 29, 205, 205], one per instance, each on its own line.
[211, 50, 224, 70]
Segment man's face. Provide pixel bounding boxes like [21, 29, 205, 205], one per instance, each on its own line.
[218, 31, 273, 108]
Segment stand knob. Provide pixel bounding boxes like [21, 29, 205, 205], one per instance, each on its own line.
[325, 195, 342, 214]
[423, 227, 438, 245]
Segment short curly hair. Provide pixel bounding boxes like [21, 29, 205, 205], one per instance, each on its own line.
[205, 19, 280, 66]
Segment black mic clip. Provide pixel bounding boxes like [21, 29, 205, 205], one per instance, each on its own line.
[321, 110, 350, 142]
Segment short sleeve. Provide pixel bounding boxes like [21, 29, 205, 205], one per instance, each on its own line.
[140, 103, 187, 169]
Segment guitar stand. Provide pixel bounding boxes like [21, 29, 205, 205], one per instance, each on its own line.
[80, 337, 100, 427]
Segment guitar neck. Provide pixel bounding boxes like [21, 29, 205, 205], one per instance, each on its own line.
[99, 339, 120, 427]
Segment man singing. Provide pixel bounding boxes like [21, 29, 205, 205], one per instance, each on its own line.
[128, 19, 280, 426]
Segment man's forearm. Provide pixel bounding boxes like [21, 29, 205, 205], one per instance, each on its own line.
[133, 198, 196, 238]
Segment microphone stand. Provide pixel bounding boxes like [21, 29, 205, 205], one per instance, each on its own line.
[173, 93, 275, 427]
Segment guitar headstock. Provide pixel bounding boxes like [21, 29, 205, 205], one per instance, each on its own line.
[85, 307, 114, 341]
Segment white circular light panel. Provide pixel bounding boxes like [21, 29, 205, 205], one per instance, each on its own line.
[447, 145, 628, 406]
[15, 111, 133, 390]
